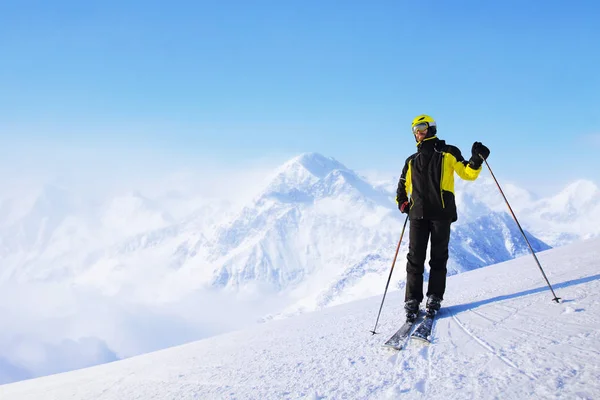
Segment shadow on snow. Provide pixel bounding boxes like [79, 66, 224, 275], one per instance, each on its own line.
[443, 273, 600, 316]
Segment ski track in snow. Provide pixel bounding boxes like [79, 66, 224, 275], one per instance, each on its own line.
[450, 309, 535, 380]
[1, 239, 600, 399]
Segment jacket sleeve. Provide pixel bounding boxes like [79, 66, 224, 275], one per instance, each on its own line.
[446, 146, 481, 181]
[396, 158, 411, 204]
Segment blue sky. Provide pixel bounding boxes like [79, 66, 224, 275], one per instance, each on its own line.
[1, 0, 599, 194]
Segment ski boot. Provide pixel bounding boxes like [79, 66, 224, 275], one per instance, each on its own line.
[425, 294, 442, 318]
[404, 299, 420, 323]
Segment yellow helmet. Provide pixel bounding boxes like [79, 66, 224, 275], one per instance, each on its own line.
[411, 114, 436, 130]
[411, 114, 437, 139]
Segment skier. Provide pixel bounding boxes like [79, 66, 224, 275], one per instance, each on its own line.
[396, 115, 490, 321]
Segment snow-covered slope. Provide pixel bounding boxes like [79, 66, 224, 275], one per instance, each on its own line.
[1, 238, 598, 400]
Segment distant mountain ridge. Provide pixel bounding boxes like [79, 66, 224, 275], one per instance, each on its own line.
[0, 152, 597, 313]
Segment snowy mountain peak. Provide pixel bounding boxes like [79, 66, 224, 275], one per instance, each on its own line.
[559, 179, 599, 203]
[536, 179, 600, 220]
[285, 152, 350, 178]
[260, 153, 356, 201]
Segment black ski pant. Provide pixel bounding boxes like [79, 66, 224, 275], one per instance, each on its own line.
[404, 218, 452, 303]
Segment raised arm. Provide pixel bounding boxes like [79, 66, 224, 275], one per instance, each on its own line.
[445, 145, 480, 181]
[447, 142, 490, 181]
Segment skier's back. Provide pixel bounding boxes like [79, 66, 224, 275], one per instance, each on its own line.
[396, 114, 490, 320]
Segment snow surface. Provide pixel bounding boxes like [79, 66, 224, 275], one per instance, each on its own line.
[1, 237, 598, 400]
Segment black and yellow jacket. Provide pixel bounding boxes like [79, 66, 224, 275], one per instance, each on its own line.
[396, 136, 481, 222]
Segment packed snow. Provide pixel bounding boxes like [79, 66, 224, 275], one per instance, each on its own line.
[1, 237, 598, 399]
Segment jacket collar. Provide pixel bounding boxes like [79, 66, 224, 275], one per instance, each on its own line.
[416, 135, 438, 147]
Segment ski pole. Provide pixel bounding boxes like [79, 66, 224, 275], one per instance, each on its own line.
[480, 155, 561, 303]
[370, 214, 409, 335]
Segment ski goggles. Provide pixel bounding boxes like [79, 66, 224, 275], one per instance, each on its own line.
[412, 122, 429, 134]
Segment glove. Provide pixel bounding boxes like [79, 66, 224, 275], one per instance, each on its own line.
[469, 142, 490, 169]
[472, 141, 490, 160]
[399, 201, 410, 214]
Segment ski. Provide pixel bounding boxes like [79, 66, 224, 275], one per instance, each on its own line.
[382, 313, 421, 350]
[410, 310, 437, 343]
